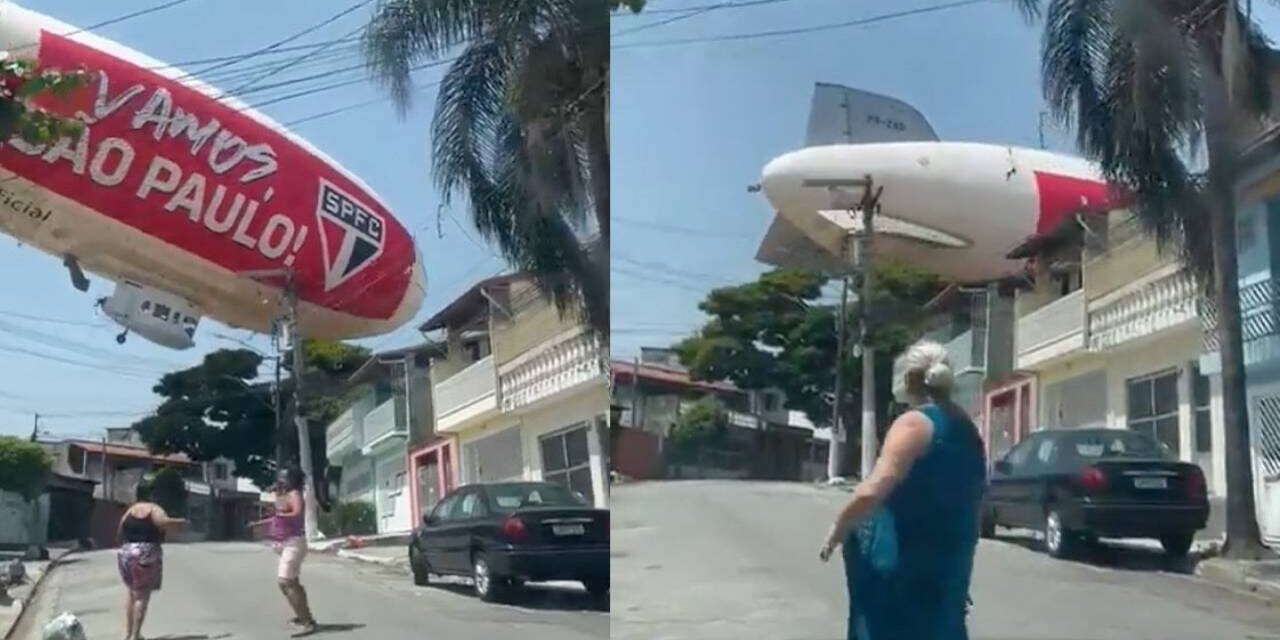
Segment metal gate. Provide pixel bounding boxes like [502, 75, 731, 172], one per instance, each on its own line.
[1248, 390, 1280, 547]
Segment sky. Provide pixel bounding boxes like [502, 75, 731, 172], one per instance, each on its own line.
[609, 0, 1280, 360]
[0, 0, 507, 439]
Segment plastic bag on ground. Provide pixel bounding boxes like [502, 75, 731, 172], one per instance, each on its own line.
[41, 612, 86, 640]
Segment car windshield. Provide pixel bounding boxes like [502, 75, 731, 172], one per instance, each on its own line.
[1065, 431, 1171, 461]
[486, 483, 586, 512]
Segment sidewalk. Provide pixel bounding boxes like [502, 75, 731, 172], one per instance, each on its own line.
[0, 547, 75, 640]
[1196, 556, 1280, 602]
[336, 545, 409, 569]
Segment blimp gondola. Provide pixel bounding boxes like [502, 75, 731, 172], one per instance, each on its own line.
[0, 2, 426, 350]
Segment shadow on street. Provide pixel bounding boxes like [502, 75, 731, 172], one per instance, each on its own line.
[988, 531, 1200, 575]
[418, 579, 609, 612]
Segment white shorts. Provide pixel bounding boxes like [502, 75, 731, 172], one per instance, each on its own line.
[272, 537, 306, 580]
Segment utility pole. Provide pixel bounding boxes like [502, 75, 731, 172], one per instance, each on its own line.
[29, 414, 38, 443]
[854, 181, 884, 480]
[273, 323, 284, 464]
[1037, 111, 1048, 150]
[283, 274, 319, 542]
[243, 267, 319, 541]
[829, 276, 849, 480]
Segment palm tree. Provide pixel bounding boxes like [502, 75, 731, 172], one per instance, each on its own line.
[1011, 0, 1274, 558]
[361, 0, 609, 338]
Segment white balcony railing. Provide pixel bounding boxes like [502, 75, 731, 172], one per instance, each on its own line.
[499, 331, 604, 413]
[726, 410, 762, 430]
[325, 407, 357, 459]
[361, 397, 406, 450]
[434, 355, 498, 424]
[1016, 290, 1085, 369]
[943, 329, 980, 373]
[1088, 269, 1199, 352]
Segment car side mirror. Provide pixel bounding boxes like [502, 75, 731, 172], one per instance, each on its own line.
[993, 460, 1011, 474]
[423, 514, 437, 527]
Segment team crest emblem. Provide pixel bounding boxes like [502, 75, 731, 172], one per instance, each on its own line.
[314, 178, 385, 291]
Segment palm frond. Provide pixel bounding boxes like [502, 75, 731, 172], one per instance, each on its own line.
[430, 38, 509, 200]
[363, 0, 502, 111]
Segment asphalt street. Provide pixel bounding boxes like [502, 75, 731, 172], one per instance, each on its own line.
[612, 480, 1280, 640]
[12, 542, 608, 640]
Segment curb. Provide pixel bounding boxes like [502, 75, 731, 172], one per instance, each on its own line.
[336, 549, 407, 569]
[1195, 559, 1280, 605]
[2, 548, 77, 640]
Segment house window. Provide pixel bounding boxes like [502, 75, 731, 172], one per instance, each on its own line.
[69, 447, 85, 475]
[213, 463, 228, 480]
[1192, 364, 1213, 454]
[763, 393, 780, 413]
[539, 424, 594, 505]
[1126, 369, 1180, 458]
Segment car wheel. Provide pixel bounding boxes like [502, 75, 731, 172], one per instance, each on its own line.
[409, 544, 431, 586]
[472, 552, 506, 603]
[979, 506, 996, 539]
[583, 577, 609, 596]
[1043, 507, 1073, 559]
[1160, 532, 1195, 557]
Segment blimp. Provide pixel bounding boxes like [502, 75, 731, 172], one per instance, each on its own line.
[757, 83, 1123, 284]
[0, 2, 426, 349]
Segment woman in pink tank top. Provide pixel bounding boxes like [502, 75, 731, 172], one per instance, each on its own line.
[251, 467, 316, 636]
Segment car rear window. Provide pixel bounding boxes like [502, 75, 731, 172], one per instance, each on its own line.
[486, 483, 586, 512]
[1065, 431, 1171, 461]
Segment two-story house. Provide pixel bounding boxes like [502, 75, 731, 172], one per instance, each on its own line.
[610, 347, 827, 481]
[422, 274, 610, 508]
[325, 343, 438, 534]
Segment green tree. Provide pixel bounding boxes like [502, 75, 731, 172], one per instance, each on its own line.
[0, 58, 86, 146]
[0, 436, 52, 501]
[1011, 0, 1270, 559]
[668, 397, 729, 463]
[610, 0, 645, 12]
[677, 265, 941, 467]
[133, 341, 371, 489]
[361, 0, 609, 338]
[148, 468, 188, 516]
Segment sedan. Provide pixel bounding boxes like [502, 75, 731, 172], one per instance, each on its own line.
[408, 481, 609, 602]
[981, 428, 1209, 558]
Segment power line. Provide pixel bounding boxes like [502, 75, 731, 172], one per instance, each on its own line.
[170, 1, 369, 84]
[612, 0, 991, 49]
[613, 0, 803, 16]
[224, 0, 376, 96]
[75, 0, 201, 33]
[614, 215, 758, 239]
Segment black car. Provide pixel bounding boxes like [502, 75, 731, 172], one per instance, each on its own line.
[981, 428, 1209, 559]
[408, 481, 609, 602]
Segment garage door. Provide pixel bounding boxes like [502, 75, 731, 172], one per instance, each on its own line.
[462, 427, 524, 484]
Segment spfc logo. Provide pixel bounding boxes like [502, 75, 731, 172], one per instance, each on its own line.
[314, 178, 385, 291]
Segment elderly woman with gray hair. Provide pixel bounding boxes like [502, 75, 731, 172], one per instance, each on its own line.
[818, 341, 987, 640]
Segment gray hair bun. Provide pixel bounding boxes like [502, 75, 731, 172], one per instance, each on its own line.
[897, 340, 954, 391]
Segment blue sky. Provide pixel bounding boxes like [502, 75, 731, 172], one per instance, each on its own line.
[609, 0, 1280, 359]
[0, 0, 506, 439]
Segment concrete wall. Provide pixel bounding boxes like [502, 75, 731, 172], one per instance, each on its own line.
[515, 383, 610, 508]
[491, 280, 564, 364]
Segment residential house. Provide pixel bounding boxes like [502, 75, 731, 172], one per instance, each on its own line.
[610, 350, 825, 482]
[45, 432, 262, 544]
[980, 205, 1226, 504]
[1197, 116, 1280, 546]
[423, 274, 610, 508]
[325, 343, 439, 534]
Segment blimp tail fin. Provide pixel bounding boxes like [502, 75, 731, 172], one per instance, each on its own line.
[804, 83, 939, 146]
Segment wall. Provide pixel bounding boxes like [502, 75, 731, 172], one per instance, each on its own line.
[611, 426, 662, 480]
[516, 384, 610, 507]
[491, 280, 564, 364]
[1086, 221, 1168, 301]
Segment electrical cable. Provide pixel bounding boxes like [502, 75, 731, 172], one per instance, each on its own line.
[613, 0, 991, 49]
